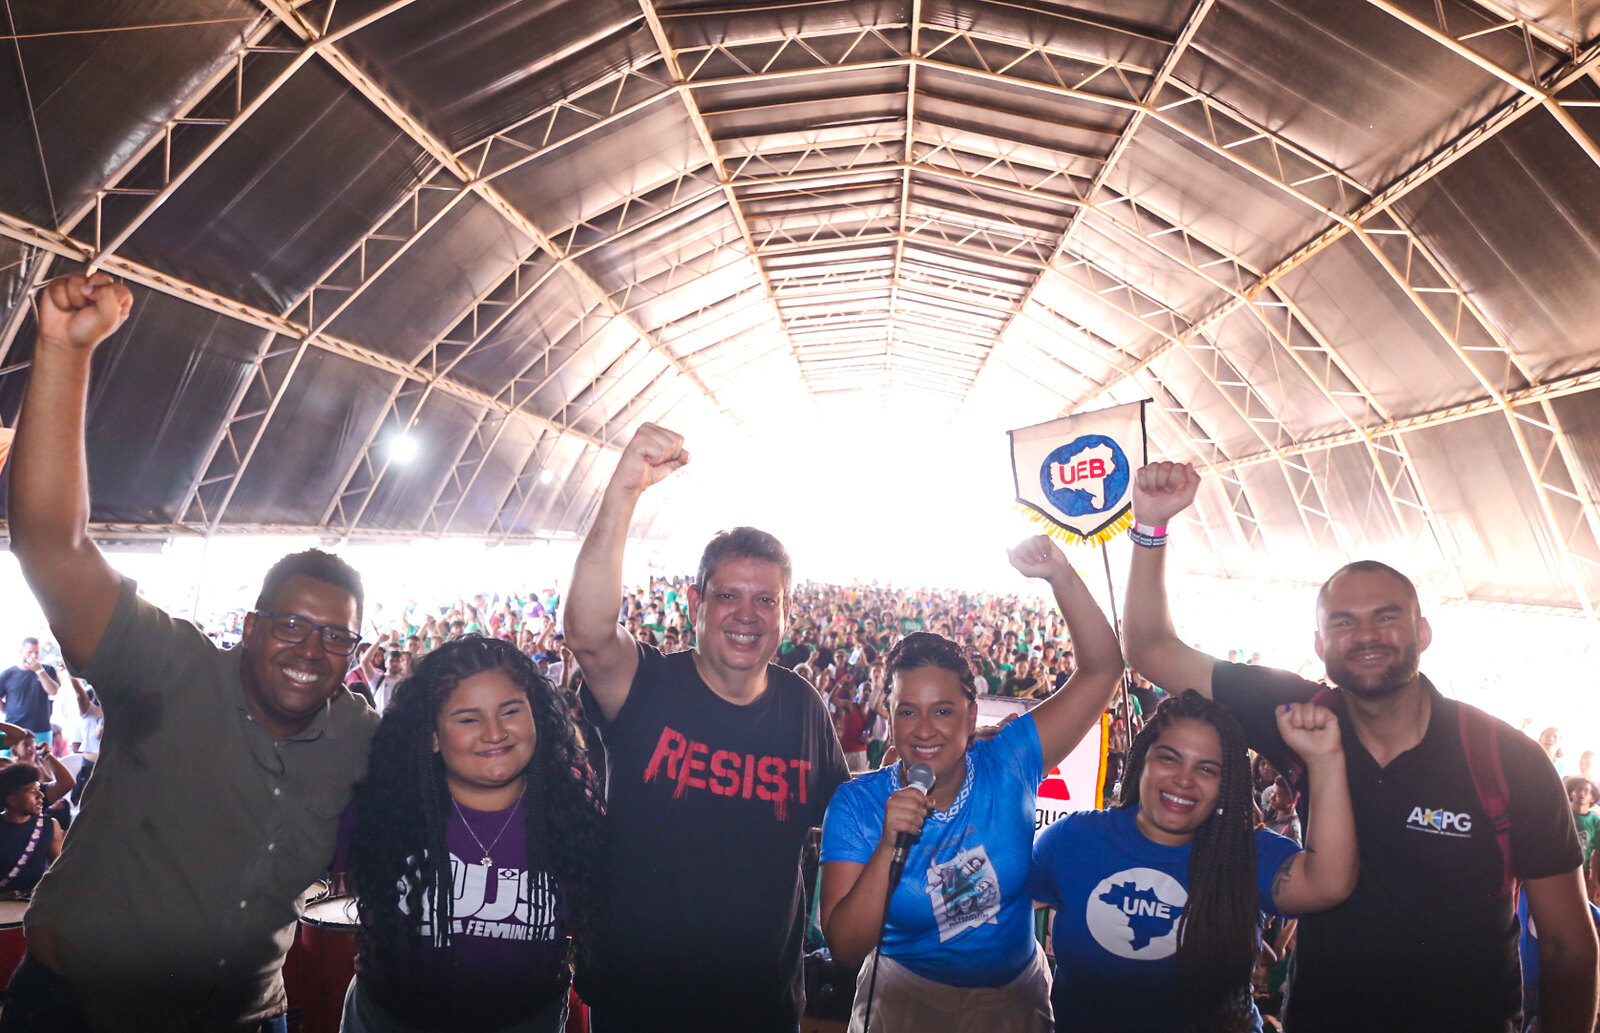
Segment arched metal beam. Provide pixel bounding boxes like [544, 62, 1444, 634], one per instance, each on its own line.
[634, 0, 817, 410]
[257, 1, 741, 431]
[1368, 0, 1600, 169]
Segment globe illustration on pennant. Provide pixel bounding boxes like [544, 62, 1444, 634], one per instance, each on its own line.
[1039, 434, 1129, 518]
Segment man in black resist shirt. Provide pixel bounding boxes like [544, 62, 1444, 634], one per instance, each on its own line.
[1122, 461, 1597, 1033]
[566, 423, 849, 1033]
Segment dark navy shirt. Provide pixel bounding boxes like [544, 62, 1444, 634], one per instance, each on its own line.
[0, 664, 56, 733]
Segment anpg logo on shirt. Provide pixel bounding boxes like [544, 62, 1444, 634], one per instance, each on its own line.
[1039, 434, 1129, 518]
[1085, 867, 1187, 960]
[1406, 805, 1473, 838]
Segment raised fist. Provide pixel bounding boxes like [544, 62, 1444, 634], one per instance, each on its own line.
[1006, 535, 1074, 583]
[611, 422, 689, 495]
[1132, 462, 1200, 527]
[1276, 701, 1342, 762]
[37, 273, 133, 352]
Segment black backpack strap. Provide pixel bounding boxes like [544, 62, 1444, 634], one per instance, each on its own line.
[1457, 700, 1515, 896]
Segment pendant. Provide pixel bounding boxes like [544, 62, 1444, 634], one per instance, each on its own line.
[482, 856, 493, 867]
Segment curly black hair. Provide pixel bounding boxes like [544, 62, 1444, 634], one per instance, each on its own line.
[0, 763, 41, 804]
[1115, 690, 1258, 1033]
[351, 635, 604, 977]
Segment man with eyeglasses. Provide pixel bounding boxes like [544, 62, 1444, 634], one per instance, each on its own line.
[1, 272, 379, 1033]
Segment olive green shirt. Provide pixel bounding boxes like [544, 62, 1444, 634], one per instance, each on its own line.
[28, 578, 377, 1032]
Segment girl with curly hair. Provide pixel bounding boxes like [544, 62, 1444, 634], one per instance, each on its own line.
[336, 635, 603, 1033]
[1029, 690, 1357, 1032]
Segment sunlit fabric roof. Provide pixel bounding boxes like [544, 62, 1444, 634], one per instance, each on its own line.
[0, 0, 1598, 614]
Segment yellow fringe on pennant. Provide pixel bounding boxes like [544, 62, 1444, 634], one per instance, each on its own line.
[1015, 503, 1135, 548]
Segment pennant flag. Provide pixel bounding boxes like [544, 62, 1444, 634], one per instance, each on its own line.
[1009, 401, 1148, 546]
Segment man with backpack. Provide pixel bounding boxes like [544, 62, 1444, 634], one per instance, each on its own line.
[1121, 461, 1596, 1033]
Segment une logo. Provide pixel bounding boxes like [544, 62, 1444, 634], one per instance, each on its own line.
[1121, 898, 1172, 919]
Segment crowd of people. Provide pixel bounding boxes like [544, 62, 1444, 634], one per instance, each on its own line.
[0, 271, 1595, 1033]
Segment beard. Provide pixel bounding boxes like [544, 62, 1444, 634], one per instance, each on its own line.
[1324, 643, 1420, 699]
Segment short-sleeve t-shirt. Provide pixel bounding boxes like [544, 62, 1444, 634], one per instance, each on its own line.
[1212, 662, 1581, 1033]
[580, 644, 849, 1032]
[0, 664, 56, 733]
[1028, 806, 1298, 1032]
[1574, 810, 1600, 875]
[332, 801, 570, 1031]
[820, 715, 1044, 986]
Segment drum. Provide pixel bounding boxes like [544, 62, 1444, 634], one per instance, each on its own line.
[287, 895, 358, 1033]
[280, 880, 330, 1027]
[565, 986, 589, 1033]
[0, 898, 27, 989]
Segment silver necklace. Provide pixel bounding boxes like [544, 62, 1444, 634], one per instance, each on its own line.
[452, 787, 525, 867]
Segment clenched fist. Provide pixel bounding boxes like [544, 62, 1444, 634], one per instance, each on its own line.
[37, 273, 133, 353]
[1132, 462, 1200, 527]
[1276, 701, 1342, 762]
[1007, 534, 1075, 584]
[610, 422, 689, 496]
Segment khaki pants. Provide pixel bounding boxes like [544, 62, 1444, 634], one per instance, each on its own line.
[848, 944, 1052, 1033]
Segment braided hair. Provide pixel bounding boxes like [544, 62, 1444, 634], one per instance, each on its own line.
[351, 635, 604, 976]
[882, 632, 978, 705]
[1115, 690, 1258, 1033]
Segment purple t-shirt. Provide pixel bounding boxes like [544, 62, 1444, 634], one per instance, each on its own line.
[332, 800, 570, 1029]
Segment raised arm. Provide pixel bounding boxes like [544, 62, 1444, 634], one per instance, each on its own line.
[37, 749, 75, 806]
[1006, 535, 1123, 768]
[358, 641, 384, 685]
[564, 423, 689, 722]
[8, 273, 133, 670]
[1268, 702, 1357, 914]
[69, 675, 97, 719]
[1123, 462, 1215, 697]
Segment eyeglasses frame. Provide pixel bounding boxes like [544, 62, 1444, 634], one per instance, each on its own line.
[254, 611, 364, 656]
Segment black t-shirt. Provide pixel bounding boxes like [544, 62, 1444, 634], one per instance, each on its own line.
[581, 645, 849, 1032]
[1213, 661, 1580, 1033]
[775, 643, 810, 669]
[999, 675, 1037, 698]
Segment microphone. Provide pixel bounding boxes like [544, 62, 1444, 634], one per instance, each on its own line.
[886, 763, 936, 886]
[864, 762, 938, 1033]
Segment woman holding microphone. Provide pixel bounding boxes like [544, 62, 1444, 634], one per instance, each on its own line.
[818, 536, 1123, 1032]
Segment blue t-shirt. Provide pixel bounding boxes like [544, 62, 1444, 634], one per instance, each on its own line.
[819, 714, 1043, 986]
[1028, 806, 1300, 1032]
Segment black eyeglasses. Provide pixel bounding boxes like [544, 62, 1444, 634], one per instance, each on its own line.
[255, 612, 363, 656]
